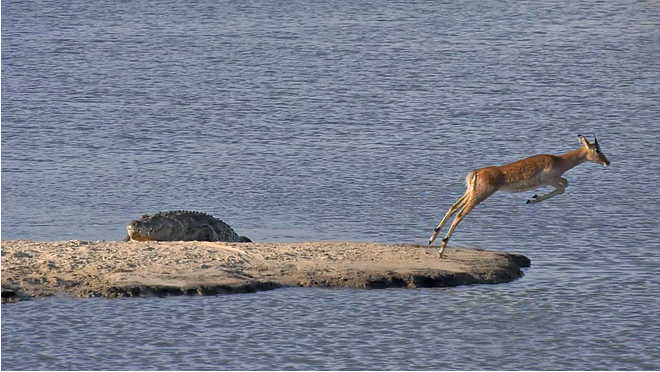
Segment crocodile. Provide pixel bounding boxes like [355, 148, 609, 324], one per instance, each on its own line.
[124, 211, 251, 242]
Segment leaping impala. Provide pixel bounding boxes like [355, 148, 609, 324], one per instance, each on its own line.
[429, 134, 610, 258]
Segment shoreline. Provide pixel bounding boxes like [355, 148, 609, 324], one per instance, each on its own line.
[1, 240, 530, 302]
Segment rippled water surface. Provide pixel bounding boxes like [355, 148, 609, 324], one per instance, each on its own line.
[2, 0, 660, 369]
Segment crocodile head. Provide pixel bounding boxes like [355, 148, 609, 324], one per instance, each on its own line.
[125, 214, 178, 241]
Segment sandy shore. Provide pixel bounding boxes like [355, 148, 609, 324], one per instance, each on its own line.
[1, 240, 530, 301]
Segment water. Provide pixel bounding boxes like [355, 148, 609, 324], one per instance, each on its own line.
[2, 0, 659, 369]
[2, 285, 658, 371]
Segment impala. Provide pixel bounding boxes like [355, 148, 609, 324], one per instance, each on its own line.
[429, 134, 610, 258]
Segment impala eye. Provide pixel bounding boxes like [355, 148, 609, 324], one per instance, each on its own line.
[595, 148, 600, 153]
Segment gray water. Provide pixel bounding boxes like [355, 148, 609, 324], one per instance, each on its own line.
[2, 0, 659, 369]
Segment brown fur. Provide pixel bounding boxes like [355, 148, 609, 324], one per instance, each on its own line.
[429, 135, 610, 257]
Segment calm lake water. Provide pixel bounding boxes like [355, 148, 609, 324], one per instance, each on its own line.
[2, 0, 660, 369]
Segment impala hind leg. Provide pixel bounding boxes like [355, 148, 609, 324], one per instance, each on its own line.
[438, 200, 477, 258]
[526, 178, 567, 204]
[429, 193, 468, 245]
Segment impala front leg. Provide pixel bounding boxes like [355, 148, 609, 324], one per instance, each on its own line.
[526, 178, 567, 204]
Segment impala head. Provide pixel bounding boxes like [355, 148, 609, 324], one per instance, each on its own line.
[578, 134, 610, 166]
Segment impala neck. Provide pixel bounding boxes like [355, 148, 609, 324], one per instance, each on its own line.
[559, 147, 588, 172]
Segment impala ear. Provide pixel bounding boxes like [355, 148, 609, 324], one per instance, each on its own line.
[577, 134, 590, 147]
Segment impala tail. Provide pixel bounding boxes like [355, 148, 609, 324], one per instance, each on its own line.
[465, 170, 477, 189]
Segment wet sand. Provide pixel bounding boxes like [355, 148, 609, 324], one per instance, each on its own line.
[1, 240, 530, 301]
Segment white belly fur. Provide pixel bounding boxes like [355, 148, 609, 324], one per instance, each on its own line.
[499, 179, 547, 193]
